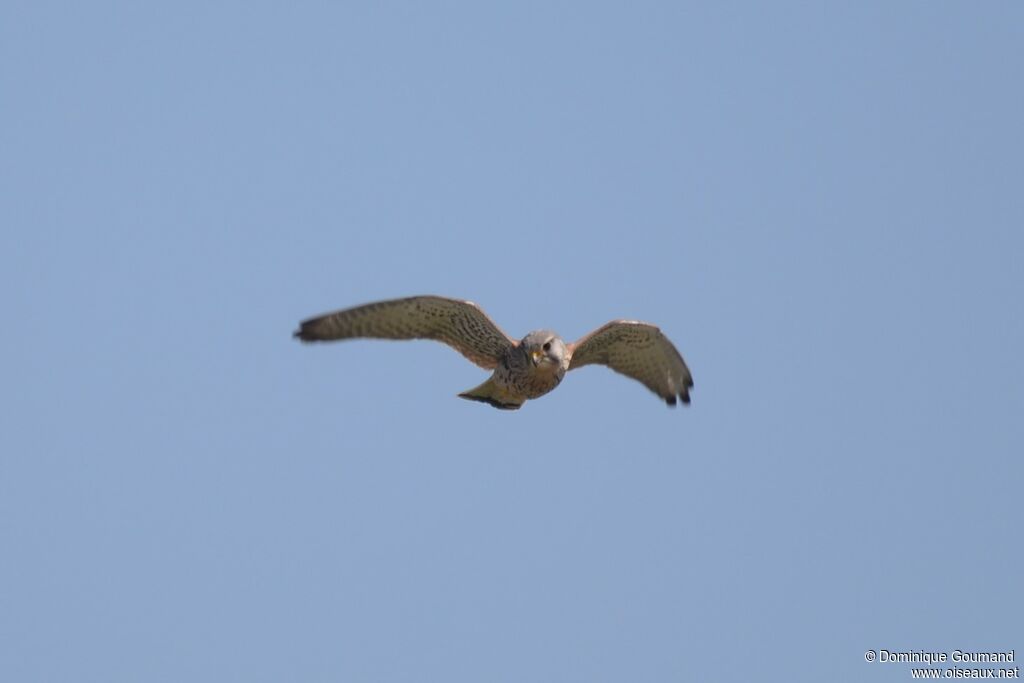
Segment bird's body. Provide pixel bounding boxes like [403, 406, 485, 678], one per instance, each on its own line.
[294, 295, 692, 410]
[458, 330, 570, 409]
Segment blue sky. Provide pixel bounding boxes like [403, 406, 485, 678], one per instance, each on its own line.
[2, 2, 1021, 681]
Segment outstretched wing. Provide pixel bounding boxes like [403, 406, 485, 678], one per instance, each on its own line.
[568, 321, 693, 406]
[294, 295, 515, 370]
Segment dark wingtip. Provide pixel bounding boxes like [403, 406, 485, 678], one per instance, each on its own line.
[293, 321, 317, 341]
[665, 389, 691, 408]
[666, 387, 694, 407]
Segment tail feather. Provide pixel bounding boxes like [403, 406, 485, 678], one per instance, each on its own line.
[458, 378, 524, 410]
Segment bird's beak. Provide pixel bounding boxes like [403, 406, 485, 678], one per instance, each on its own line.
[531, 350, 542, 366]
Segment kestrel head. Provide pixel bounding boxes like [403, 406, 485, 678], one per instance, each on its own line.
[521, 330, 568, 369]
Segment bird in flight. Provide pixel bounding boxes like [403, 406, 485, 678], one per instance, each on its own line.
[294, 295, 693, 410]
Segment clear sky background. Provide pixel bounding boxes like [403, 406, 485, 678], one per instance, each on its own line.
[2, 3, 1021, 682]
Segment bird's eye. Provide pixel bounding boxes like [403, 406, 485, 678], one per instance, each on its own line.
[542, 341, 551, 351]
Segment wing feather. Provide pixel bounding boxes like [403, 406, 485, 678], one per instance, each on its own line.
[294, 296, 515, 370]
[568, 321, 693, 406]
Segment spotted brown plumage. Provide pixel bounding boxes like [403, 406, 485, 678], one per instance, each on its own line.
[294, 296, 515, 370]
[294, 295, 693, 410]
[567, 321, 693, 406]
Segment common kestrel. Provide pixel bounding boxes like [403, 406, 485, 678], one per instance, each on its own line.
[294, 295, 693, 410]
